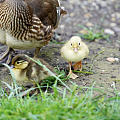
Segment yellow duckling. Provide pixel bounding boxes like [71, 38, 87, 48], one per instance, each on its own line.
[10, 54, 55, 86]
[61, 36, 89, 79]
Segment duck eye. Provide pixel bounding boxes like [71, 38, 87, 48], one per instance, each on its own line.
[71, 43, 72, 46]
[78, 43, 80, 45]
[16, 60, 23, 64]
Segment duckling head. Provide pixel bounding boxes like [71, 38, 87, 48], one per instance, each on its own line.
[66, 36, 82, 53]
[11, 54, 29, 70]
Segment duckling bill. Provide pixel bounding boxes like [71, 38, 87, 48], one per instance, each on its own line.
[61, 36, 89, 79]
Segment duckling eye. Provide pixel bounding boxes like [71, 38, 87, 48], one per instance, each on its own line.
[71, 43, 72, 46]
[16, 61, 21, 64]
[16, 60, 24, 65]
[78, 43, 80, 46]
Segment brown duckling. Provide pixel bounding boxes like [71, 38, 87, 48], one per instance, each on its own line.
[10, 54, 55, 86]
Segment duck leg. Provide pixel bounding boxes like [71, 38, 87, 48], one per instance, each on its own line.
[67, 62, 78, 79]
[34, 47, 40, 58]
[73, 61, 82, 71]
[0, 47, 15, 64]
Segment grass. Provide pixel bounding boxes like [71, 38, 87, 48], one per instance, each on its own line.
[50, 39, 65, 44]
[1, 56, 120, 119]
[78, 25, 110, 41]
[0, 85, 120, 120]
[41, 66, 68, 86]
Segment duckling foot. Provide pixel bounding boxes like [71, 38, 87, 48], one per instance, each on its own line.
[0, 47, 15, 64]
[67, 71, 78, 79]
[73, 61, 82, 71]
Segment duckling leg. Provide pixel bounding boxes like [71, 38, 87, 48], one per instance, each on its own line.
[73, 61, 82, 71]
[68, 62, 78, 79]
[0, 47, 14, 64]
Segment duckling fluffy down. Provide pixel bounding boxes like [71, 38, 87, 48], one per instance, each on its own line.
[61, 36, 89, 62]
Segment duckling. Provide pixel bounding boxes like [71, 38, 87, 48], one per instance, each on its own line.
[10, 54, 55, 86]
[61, 36, 89, 79]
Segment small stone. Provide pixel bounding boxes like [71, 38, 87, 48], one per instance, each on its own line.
[92, 2, 99, 10]
[104, 29, 115, 35]
[107, 57, 115, 62]
[84, 13, 92, 18]
[86, 22, 94, 27]
[111, 82, 116, 89]
[110, 23, 117, 27]
[116, 13, 120, 19]
[114, 58, 119, 62]
[111, 17, 116, 22]
[79, 29, 88, 34]
[111, 76, 116, 78]
[60, 25, 65, 29]
[111, 14, 115, 17]
[100, 1, 107, 7]
[70, 13, 74, 17]
[70, 0, 79, 4]
[113, 27, 120, 33]
[101, 70, 106, 74]
[106, 57, 119, 62]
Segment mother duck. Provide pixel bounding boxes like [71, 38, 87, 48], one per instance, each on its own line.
[0, 0, 67, 63]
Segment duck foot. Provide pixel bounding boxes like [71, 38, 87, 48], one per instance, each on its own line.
[67, 71, 78, 79]
[0, 47, 15, 64]
[73, 61, 82, 71]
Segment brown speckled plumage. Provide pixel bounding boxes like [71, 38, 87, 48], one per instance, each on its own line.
[0, 0, 66, 61]
[0, 0, 53, 41]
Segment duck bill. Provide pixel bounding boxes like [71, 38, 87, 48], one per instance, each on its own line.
[54, 7, 61, 29]
[54, 7, 67, 29]
[74, 48, 78, 53]
[60, 7, 67, 15]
